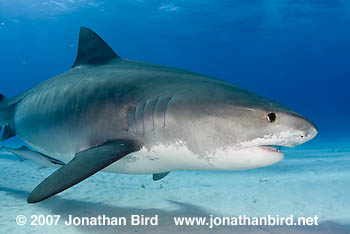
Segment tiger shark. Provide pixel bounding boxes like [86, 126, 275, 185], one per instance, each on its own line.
[0, 27, 318, 203]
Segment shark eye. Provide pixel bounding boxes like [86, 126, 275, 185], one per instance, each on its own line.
[267, 113, 276, 122]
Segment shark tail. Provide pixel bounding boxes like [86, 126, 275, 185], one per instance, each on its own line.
[0, 93, 18, 141]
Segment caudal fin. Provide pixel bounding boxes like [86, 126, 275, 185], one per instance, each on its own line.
[0, 93, 4, 102]
[0, 93, 10, 125]
[0, 93, 17, 141]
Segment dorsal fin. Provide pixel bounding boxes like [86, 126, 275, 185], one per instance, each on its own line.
[72, 27, 119, 68]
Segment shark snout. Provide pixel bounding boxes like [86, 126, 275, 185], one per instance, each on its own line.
[301, 123, 318, 142]
[284, 118, 318, 147]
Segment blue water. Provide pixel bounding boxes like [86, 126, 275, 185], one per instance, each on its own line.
[1, 1, 350, 141]
[0, 1, 349, 233]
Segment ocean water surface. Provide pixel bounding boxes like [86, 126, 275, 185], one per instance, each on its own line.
[0, 1, 349, 233]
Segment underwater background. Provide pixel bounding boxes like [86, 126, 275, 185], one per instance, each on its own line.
[0, 1, 349, 233]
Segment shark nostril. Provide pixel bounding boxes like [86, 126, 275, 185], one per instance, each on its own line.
[303, 125, 317, 139]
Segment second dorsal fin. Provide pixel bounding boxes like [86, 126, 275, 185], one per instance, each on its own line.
[72, 27, 119, 68]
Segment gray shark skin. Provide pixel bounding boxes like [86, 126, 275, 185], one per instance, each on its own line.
[0, 27, 317, 203]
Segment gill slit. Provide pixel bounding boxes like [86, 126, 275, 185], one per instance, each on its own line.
[151, 96, 160, 131]
[141, 100, 147, 135]
[163, 96, 173, 128]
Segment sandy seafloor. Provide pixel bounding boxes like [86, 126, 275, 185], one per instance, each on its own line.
[0, 138, 349, 234]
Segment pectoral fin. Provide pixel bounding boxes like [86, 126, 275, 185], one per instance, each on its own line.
[27, 140, 140, 203]
[153, 172, 170, 181]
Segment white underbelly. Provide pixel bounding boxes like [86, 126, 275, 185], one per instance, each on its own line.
[102, 142, 284, 174]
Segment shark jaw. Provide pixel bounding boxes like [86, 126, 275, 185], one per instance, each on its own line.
[101, 142, 285, 174]
[101, 127, 319, 174]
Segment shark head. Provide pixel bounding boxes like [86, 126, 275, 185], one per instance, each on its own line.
[166, 79, 318, 170]
[220, 101, 318, 169]
[226, 96, 318, 150]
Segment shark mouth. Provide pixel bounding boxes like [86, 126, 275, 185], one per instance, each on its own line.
[259, 145, 283, 153]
